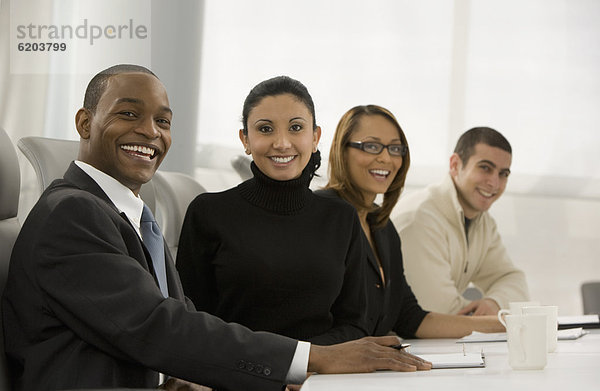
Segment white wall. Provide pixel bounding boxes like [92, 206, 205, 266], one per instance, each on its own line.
[492, 192, 600, 316]
[197, 0, 600, 197]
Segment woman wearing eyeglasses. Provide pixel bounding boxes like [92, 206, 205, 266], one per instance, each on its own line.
[322, 105, 503, 338]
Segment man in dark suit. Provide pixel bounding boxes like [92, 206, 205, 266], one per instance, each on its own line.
[2, 64, 429, 391]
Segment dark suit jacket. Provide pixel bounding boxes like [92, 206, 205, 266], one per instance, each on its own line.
[2, 163, 296, 391]
[364, 213, 429, 337]
[314, 189, 428, 338]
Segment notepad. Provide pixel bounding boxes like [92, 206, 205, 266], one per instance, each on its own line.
[558, 314, 600, 329]
[457, 328, 588, 343]
[416, 352, 485, 369]
[557, 327, 588, 340]
[457, 332, 506, 343]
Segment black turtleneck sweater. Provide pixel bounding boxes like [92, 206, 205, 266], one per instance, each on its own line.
[176, 163, 368, 345]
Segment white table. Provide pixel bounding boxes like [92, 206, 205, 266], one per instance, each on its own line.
[301, 330, 600, 390]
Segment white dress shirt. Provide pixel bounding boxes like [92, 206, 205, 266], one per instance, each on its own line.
[75, 161, 144, 236]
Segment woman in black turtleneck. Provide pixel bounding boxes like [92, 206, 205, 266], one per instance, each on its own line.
[176, 76, 368, 345]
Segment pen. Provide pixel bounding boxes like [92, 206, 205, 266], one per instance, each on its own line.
[392, 343, 411, 351]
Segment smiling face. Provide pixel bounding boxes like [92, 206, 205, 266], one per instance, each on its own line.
[75, 72, 172, 195]
[346, 114, 404, 204]
[450, 143, 512, 219]
[239, 93, 320, 181]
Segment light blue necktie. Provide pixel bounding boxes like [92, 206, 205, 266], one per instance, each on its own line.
[140, 205, 169, 298]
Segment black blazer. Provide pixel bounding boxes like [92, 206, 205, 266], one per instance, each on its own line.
[315, 189, 428, 338]
[2, 163, 296, 391]
[364, 213, 429, 337]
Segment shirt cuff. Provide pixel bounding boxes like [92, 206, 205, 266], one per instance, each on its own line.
[285, 341, 311, 384]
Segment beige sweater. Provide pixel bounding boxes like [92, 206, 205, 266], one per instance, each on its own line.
[393, 175, 529, 314]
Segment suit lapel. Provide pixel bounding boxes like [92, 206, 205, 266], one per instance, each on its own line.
[365, 213, 390, 286]
[364, 235, 382, 276]
[62, 162, 120, 213]
[63, 162, 180, 299]
[165, 251, 186, 300]
[371, 228, 390, 283]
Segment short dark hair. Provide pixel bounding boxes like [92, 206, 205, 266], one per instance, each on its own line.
[454, 127, 512, 164]
[83, 64, 157, 113]
[241, 75, 317, 134]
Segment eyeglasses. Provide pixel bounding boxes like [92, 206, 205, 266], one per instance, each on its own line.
[347, 141, 408, 157]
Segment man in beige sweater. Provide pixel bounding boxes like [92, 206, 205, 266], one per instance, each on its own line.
[393, 127, 529, 315]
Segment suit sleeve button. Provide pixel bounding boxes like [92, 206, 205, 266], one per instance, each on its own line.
[236, 360, 246, 369]
[246, 362, 254, 371]
[255, 364, 264, 374]
[263, 367, 272, 376]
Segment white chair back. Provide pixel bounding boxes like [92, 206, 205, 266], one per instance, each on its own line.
[0, 127, 20, 390]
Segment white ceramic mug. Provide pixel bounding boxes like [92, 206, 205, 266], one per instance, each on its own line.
[498, 311, 547, 370]
[507, 301, 541, 314]
[522, 305, 558, 352]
